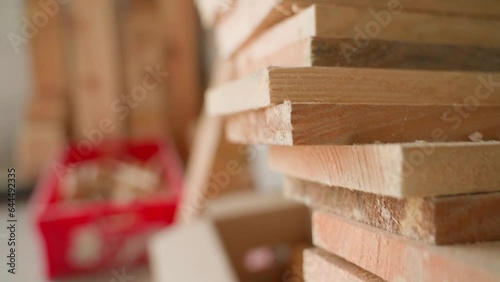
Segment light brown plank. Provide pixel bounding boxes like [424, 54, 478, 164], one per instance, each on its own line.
[216, 1, 500, 59]
[206, 66, 500, 116]
[269, 142, 500, 197]
[303, 248, 384, 282]
[17, 0, 67, 182]
[67, 0, 123, 138]
[227, 35, 500, 84]
[27, 0, 67, 99]
[122, 0, 168, 139]
[226, 102, 500, 145]
[285, 177, 500, 244]
[157, 0, 201, 161]
[313, 211, 500, 282]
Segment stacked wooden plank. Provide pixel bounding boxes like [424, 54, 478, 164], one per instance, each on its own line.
[200, 0, 500, 280]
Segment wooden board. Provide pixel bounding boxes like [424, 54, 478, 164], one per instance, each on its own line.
[18, 0, 67, 183]
[206, 66, 500, 116]
[227, 35, 500, 85]
[285, 177, 500, 244]
[67, 0, 123, 138]
[178, 115, 253, 222]
[122, 0, 167, 139]
[269, 142, 500, 198]
[226, 101, 500, 145]
[27, 0, 67, 98]
[216, 1, 500, 59]
[158, 0, 201, 161]
[313, 211, 500, 282]
[303, 248, 383, 282]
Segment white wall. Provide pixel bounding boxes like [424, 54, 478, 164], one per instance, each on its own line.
[0, 1, 32, 167]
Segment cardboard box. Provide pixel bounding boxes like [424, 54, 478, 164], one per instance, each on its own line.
[149, 191, 311, 282]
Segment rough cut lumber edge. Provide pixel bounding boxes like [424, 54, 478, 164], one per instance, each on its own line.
[206, 67, 500, 116]
[225, 101, 500, 145]
[67, 0, 123, 138]
[285, 177, 500, 244]
[216, 0, 500, 59]
[303, 248, 383, 282]
[313, 211, 500, 282]
[269, 142, 500, 198]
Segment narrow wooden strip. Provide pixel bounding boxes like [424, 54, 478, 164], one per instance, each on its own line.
[303, 248, 384, 282]
[67, 0, 123, 138]
[122, 0, 167, 139]
[158, 0, 201, 160]
[216, 1, 500, 58]
[285, 177, 500, 244]
[229, 37, 500, 83]
[269, 142, 500, 197]
[206, 67, 500, 116]
[226, 102, 500, 145]
[313, 211, 500, 282]
[27, 0, 66, 98]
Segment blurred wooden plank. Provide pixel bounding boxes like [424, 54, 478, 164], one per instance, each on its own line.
[313, 211, 500, 282]
[206, 67, 500, 116]
[157, 0, 201, 161]
[216, 1, 500, 58]
[285, 177, 500, 244]
[122, 0, 168, 139]
[27, 0, 67, 98]
[17, 0, 68, 183]
[67, 0, 123, 138]
[226, 102, 500, 145]
[303, 248, 383, 282]
[15, 123, 65, 183]
[269, 142, 500, 197]
[178, 115, 253, 222]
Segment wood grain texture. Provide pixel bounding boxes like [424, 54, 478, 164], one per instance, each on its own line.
[313, 211, 500, 282]
[228, 36, 500, 84]
[269, 142, 500, 197]
[285, 177, 500, 244]
[226, 102, 500, 145]
[206, 66, 500, 116]
[216, 1, 500, 58]
[67, 0, 123, 138]
[303, 248, 383, 282]
[122, 0, 168, 139]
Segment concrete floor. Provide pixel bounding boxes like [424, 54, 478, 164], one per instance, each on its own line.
[0, 201, 152, 282]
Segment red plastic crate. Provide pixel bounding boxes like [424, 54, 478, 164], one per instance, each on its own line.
[30, 140, 183, 278]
